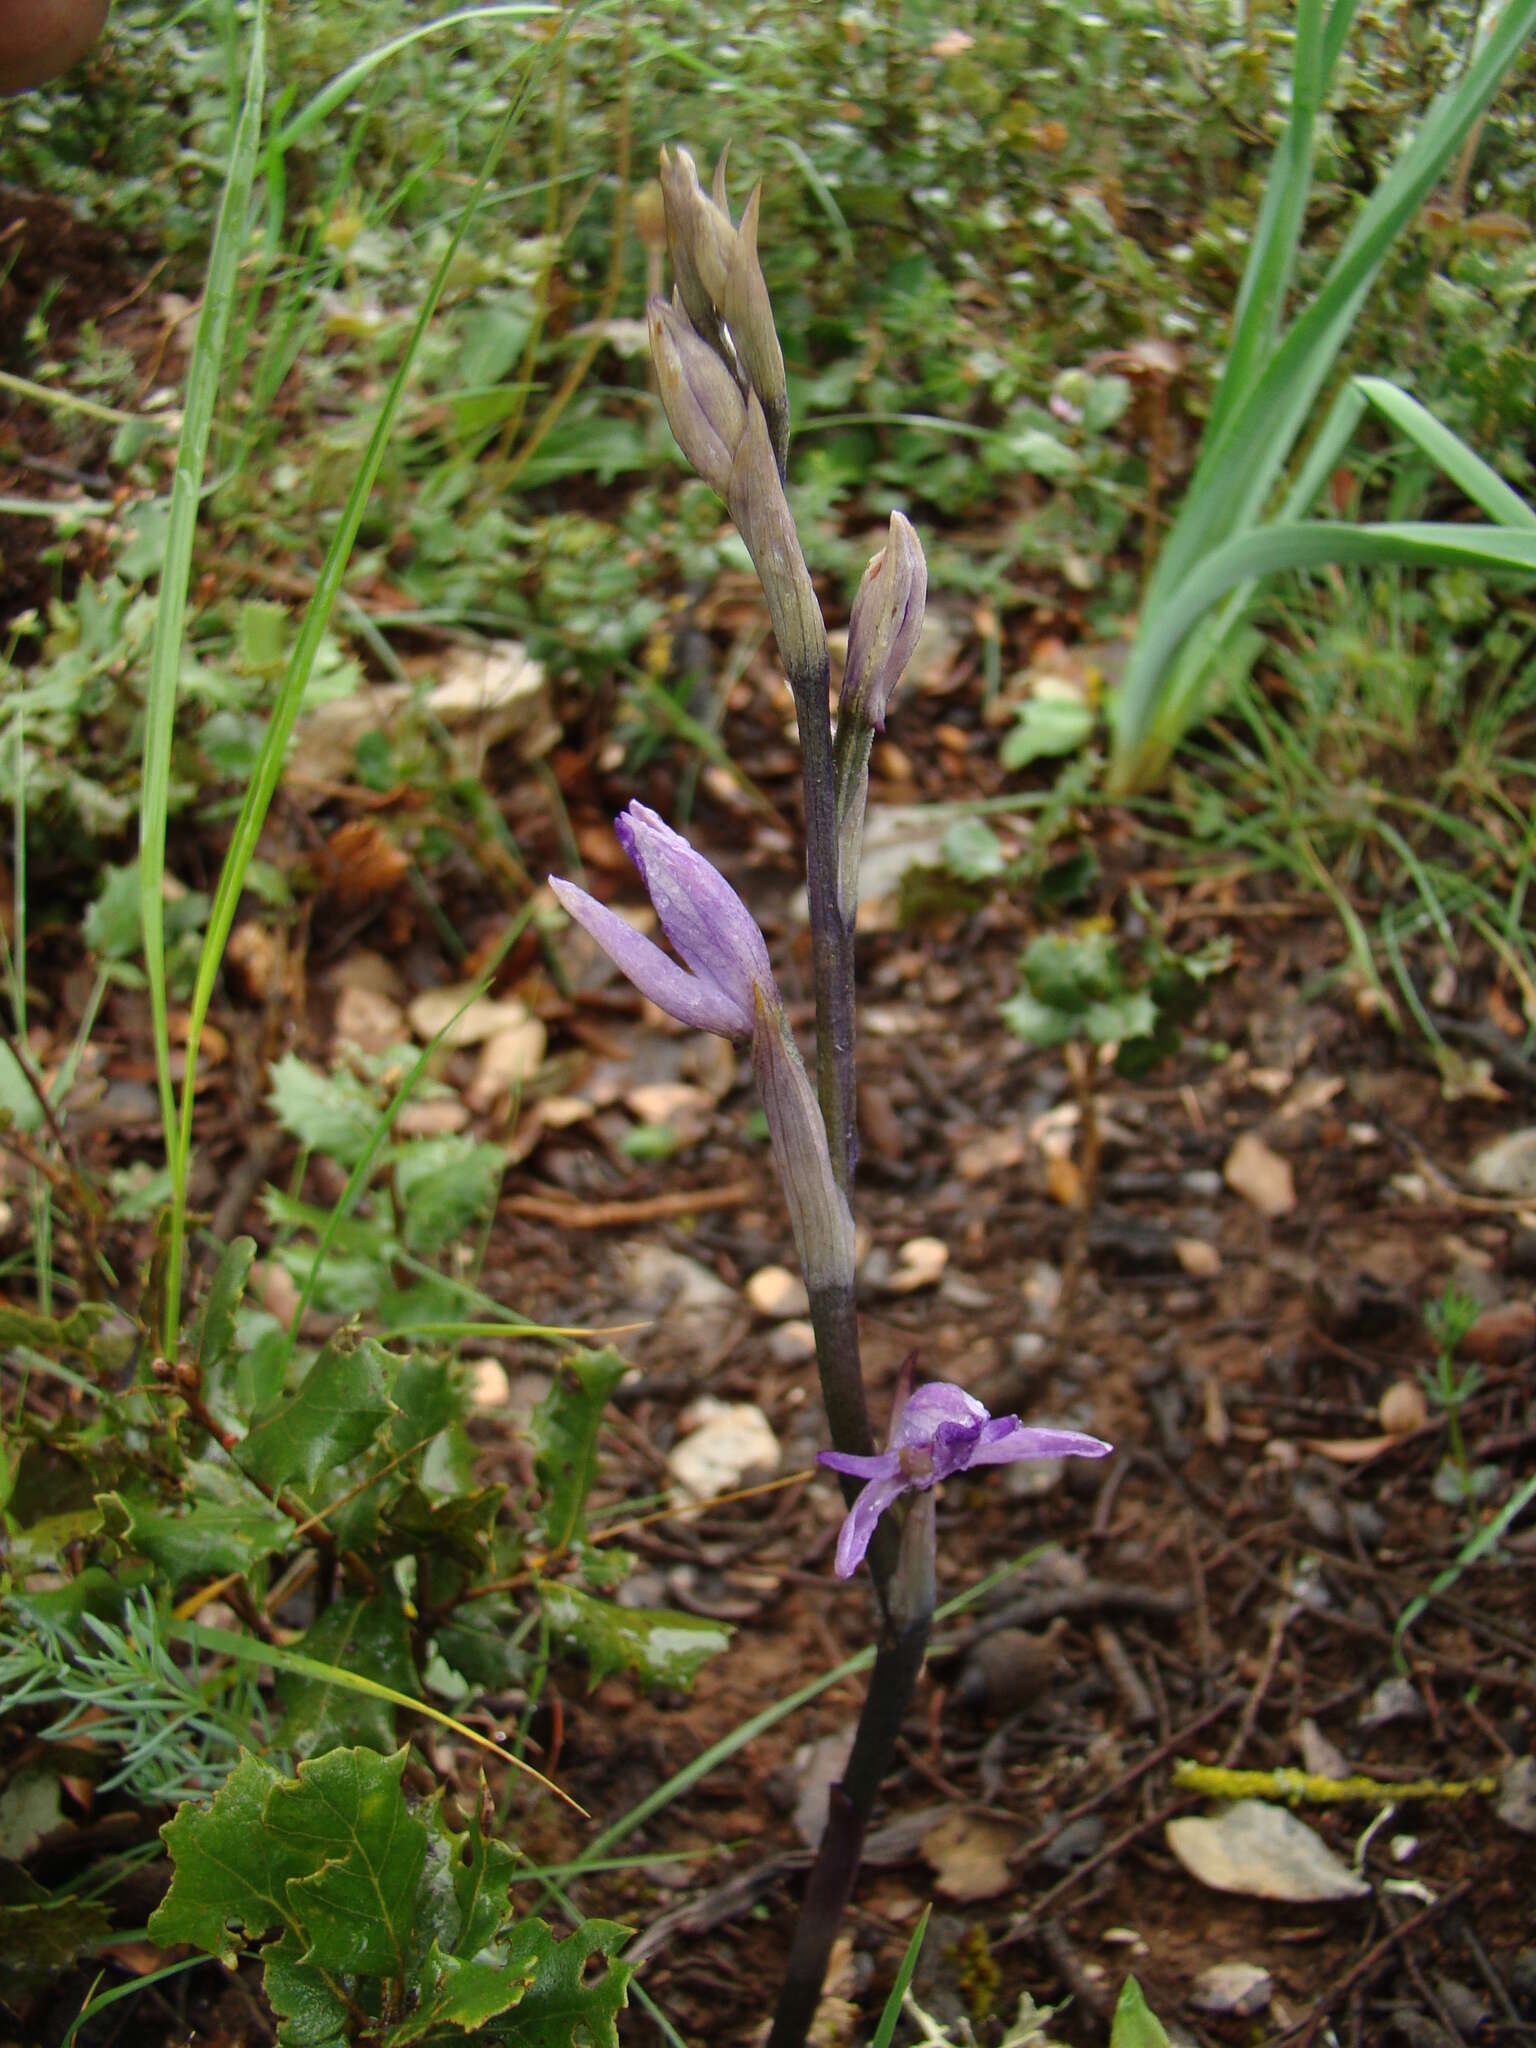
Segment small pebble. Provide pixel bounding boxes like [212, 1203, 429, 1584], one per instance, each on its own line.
[887, 1236, 949, 1293]
[1378, 1379, 1428, 1434]
[1042, 1816, 1106, 1871]
[1190, 1963, 1273, 2018]
[767, 1319, 817, 1366]
[746, 1265, 810, 1320]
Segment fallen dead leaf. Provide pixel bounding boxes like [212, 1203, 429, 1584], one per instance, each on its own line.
[887, 1236, 949, 1293]
[407, 986, 531, 1048]
[921, 1811, 1022, 1903]
[1166, 1800, 1369, 1902]
[1224, 1131, 1296, 1217]
[466, 1019, 547, 1110]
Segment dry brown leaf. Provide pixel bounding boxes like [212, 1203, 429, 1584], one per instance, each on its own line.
[920, 1811, 1022, 1902]
[1224, 1131, 1296, 1217]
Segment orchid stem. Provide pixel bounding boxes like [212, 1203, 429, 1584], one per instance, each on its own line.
[765, 1613, 931, 2048]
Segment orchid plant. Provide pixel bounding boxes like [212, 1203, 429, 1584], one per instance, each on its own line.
[551, 147, 1110, 2047]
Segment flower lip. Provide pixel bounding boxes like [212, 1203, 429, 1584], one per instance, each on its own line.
[818, 1378, 1111, 1578]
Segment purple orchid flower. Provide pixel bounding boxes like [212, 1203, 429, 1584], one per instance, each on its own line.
[818, 1381, 1112, 1579]
[549, 801, 776, 1040]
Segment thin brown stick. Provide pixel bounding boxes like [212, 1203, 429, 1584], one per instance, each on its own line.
[502, 1179, 758, 1226]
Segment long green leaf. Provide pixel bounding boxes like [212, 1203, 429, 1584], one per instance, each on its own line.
[1146, 0, 1536, 612]
[1355, 377, 1536, 529]
[1122, 520, 1536, 781]
[141, 0, 266, 1232]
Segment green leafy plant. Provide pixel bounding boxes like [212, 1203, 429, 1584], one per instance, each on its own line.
[149, 1747, 631, 2046]
[1420, 1283, 1498, 1508]
[1109, 0, 1536, 792]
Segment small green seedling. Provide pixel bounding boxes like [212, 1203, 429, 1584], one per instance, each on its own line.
[1421, 1284, 1499, 1509]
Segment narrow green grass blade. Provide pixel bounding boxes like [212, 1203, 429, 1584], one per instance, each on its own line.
[140, 0, 266, 1184]
[1204, 0, 1329, 450]
[264, 2, 558, 158]
[162, 45, 554, 1342]
[166, 1618, 584, 1810]
[1354, 377, 1536, 528]
[1393, 1471, 1536, 1669]
[869, 1903, 931, 2048]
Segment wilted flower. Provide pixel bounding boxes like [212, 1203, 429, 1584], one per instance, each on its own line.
[550, 804, 854, 1289]
[818, 1382, 1111, 1578]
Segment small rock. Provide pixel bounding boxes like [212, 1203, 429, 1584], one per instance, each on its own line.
[1182, 1169, 1224, 1200]
[954, 1622, 1066, 1715]
[1021, 1260, 1063, 1324]
[1007, 1330, 1051, 1374]
[887, 1236, 949, 1294]
[1298, 1717, 1350, 1779]
[1189, 1963, 1273, 2017]
[1462, 1299, 1536, 1365]
[1175, 1236, 1221, 1278]
[1468, 1128, 1536, 1197]
[1435, 1978, 1490, 2034]
[1041, 1815, 1106, 1872]
[333, 982, 407, 1053]
[939, 1269, 991, 1311]
[1296, 1486, 1345, 1543]
[1379, 1380, 1429, 1434]
[788, 1727, 855, 1847]
[746, 1265, 810, 1320]
[767, 1319, 817, 1366]
[1359, 1676, 1424, 1729]
[407, 986, 532, 1049]
[468, 1358, 510, 1408]
[466, 1019, 547, 1109]
[667, 1397, 780, 1502]
[1496, 1755, 1536, 1836]
[1224, 1131, 1297, 1217]
[1003, 1455, 1065, 1501]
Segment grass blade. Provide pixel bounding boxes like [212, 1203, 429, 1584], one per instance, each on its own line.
[1354, 377, 1536, 529]
[140, 0, 266, 1216]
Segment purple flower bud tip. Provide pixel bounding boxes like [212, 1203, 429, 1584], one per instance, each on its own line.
[818, 1380, 1111, 1578]
[549, 801, 776, 1042]
[842, 510, 927, 733]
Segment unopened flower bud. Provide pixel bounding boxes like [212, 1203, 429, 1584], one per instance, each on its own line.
[657, 144, 738, 371]
[841, 511, 927, 734]
[727, 394, 825, 680]
[649, 295, 746, 499]
[722, 184, 789, 477]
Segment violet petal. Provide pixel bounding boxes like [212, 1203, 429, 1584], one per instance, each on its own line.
[964, 1424, 1114, 1468]
[834, 1471, 910, 1578]
[548, 876, 748, 1037]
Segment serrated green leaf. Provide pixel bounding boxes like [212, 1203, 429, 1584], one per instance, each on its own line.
[100, 1462, 293, 1585]
[386, 1802, 532, 2042]
[941, 816, 1007, 882]
[1021, 930, 1121, 1011]
[269, 1747, 426, 1978]
[532, 1348, 627, 1552]
[998, 989, 1075, 1048]
[195, 1235, 258, 1376]
[1004, 425, 1081, 478]
[1083, 991, 1158, 1045]
[240, 1335, 396, 1495]
[149, 1751, 302, 1964]
[262, 1926, 350, 2047]
[1000, 695, 1095, 770]
[487, 1920, 632, 2048]
[267, 1053, 383, 1167]
[395, 1136, 506, 1256]
[1109, 1974, 1171, 2048]
[277, 1593, 420, 1757]
[431, 1593, 530, 1694]
[541, 1583, 730, 1690]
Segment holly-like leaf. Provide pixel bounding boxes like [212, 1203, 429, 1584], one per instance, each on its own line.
[268, 1748, 426, 1977]
[101, 1460, 293, 1586]
[394, 1135, 507, 1256]
[941, 816, 1007, 882]
[149, 1751, 305, 1964]
[267, 1054, 382, 1167]
[385, 1799, 533, 2042]
[541, 1583, 730, 1690]
[276, 1592, 420, 1757]
[531, 1348, 627, 1552]
[487, 1919, 632, 2048]
[1021, 929, 1120, 1012]
[999, 694, 1095, 770]
[240, 1335, 396, 1496]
